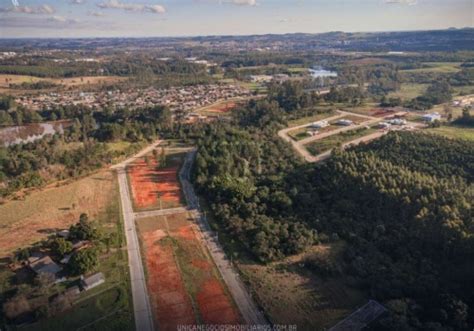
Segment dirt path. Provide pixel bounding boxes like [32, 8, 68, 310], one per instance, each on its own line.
[278, 110, 423, 163]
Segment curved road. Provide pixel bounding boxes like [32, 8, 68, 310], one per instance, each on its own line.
[278, 110, 423, 163]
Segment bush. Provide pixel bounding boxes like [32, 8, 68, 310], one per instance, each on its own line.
[68, 248, 99, 275]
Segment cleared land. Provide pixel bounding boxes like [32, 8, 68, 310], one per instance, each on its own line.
[239, 243, 366, 330]
[127, 149, 185, 211]
[0, 170, 115, 256]
[306, 126, 379, 156]
[195, 99, 238, 116]
[137, 212, 241, 329]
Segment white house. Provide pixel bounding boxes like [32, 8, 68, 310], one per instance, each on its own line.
[421, 112, 441, 122]
[378, 122, 392, 129]
[310, 120, 329, 129]
[387, 118, 407, 126]
[336, 119, 353, 126]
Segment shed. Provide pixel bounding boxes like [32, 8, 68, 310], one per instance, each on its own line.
[81, 272, 105, 291]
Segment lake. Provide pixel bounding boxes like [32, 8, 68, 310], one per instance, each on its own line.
[0, 121, 71, 147]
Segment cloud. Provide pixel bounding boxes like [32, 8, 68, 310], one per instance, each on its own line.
[195, 0, 258, 6]
[146, 5, 166, 14]
[97, 0, 166, 13]
[1, 16, 83, 29]
[48, 15, 81, 23]
[227, 0, 257, 6]
[384, 0, 417, 5]
[70, 0, 86, 4]
[0, 4, 56, 15]
[88, 11, 105, 17]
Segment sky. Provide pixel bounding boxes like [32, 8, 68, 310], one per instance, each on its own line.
[0, 0, 472, 38]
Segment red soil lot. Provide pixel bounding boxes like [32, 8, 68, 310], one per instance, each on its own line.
[206, 101, 236, 113]
[143, 230, 196, 331]
[196, 279, 241, 325]
[139, 214, 241, 328]
[371, 108, 397, 118]
[128, 156, 182, 210]
[174, 225, 241, 325]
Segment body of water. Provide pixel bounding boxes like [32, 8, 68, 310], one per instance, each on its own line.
[0, 121, 71, 147]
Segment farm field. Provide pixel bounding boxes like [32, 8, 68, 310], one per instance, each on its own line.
[136, 212, 241, 329]
[0, 170, 116, 256]
[239, 243, 366, 330]
[127, 148, 185, 212]
[306, 126, 379, 156]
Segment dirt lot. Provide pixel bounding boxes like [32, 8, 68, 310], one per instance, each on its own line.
[202, 101, 236, 113]
[0, 170, 115, 256]
[128, 150, 184, 211]
[137, 212, 241, 328]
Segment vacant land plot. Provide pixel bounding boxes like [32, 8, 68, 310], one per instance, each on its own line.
[426, 125, 474, 141]
[137, 212, 241, 329]
[128, 150, 184, 211]
[306, 127, 379, 156]
[239, 243, 366, 330]
[330, 115, 366, 125]
[339, 103, 379, 116]
[0, 170, 115, 256]
[287, 110, 337, 127]
[196, 100, 238, 115]
[400, 62, 462, 74]
[388, 83, 428, 100]
[288, 124, 339, 141]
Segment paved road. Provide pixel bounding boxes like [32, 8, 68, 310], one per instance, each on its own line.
[179, 150, 269, 326]
[113, 144, 159, 331]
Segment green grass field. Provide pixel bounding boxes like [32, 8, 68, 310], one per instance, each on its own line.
[388, 83, 429, 100]
[400, 62, 462, 74]
[8, 176, 135, 331]
[287, 110, 337, 127]
[239, 243, 366, 330]
[426, 125, 474, 141]
[306, 126, 378, 156]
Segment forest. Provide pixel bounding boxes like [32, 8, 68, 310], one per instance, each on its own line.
[190, 91, 474, 329]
